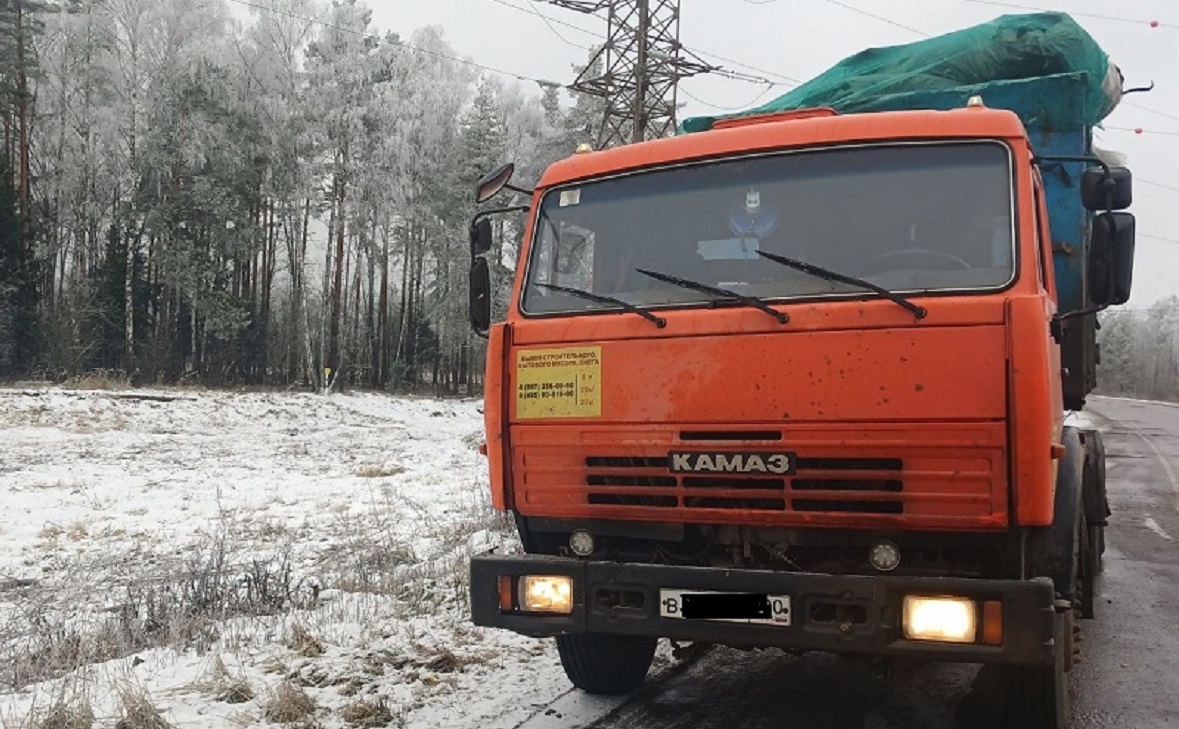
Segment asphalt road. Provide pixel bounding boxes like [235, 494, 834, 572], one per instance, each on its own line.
[551, 396, 1179, 729]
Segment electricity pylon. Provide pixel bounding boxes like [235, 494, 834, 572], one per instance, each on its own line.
[539, 0, 716, 148]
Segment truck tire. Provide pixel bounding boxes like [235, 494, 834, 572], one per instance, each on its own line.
[556, 633, 657, 695]
[1080, 428, 1109, 575]
[1001, 612, 1070, 729]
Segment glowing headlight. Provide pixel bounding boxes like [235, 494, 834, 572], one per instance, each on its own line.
[903, 596, 977, 643]
[519, 575, 574, 614]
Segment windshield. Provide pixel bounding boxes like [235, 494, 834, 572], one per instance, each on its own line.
[521, 142, 1015, 315]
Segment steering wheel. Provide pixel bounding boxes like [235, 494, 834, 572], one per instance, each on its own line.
[868, 248, 973, 271]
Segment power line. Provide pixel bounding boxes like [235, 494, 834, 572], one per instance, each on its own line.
[688, 47, 800, 86]
[1139, 178, 1179, 194]
[1107, 125, 1179, 137]
[961, 0, 1179, 28]
[226, 0, 557, 85]
[1140, 232, 1179, 245]
[1121, 100, 1179, 124]
[500, 0, 788, 85]
[679, 83, 779, 112]
[511, 0, 596, 49]
[741, 0, 926, 36]
[487, 0, 603, 48]
[825, 0, 928, 37]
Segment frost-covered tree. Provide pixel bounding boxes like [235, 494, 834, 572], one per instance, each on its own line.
[0, 0, 613, 391]
[1098, 298, 1179, 402]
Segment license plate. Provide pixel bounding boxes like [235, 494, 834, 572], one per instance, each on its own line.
[659, 590, 792, 626]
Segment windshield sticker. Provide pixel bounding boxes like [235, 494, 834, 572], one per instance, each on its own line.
[559, 189, 582, 207]
[516, 346, 601, 419]
[697, 237, 761, 261]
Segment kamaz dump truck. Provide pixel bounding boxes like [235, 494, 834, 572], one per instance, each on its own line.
[466, 13, 1135, 728]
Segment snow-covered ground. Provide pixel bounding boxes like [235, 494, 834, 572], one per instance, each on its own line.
[0, 386, 608, 729]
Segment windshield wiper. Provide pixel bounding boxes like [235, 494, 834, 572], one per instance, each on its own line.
[756, 250, 927, 320]
[532, 282, 666, 328]
[635, 268, 789, 324]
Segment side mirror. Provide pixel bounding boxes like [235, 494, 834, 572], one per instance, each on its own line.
[1082, 166, 1132, 212]
[1088, 212, 1135, 306]
[470, 257, 491, 334]
[470, 217, 492, 259]
[475, 163, 516, 204]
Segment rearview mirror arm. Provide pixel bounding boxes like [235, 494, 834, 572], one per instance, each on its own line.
[471, 205, 530, 230]
[1035, 154, 1128, 213]
[1032, 154, 1110, 176]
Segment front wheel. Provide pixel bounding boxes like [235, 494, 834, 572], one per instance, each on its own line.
[1000, 612, 1071, 729]
[556, 633, 657, 695]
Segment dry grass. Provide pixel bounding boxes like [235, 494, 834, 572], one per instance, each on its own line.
[1, 535, 316, 690]
[25, 696, 94, 729]
[60, 371, 133, 391]
[113, 682, 172, 729]
[354, 465, 405, 479]
[262, 682, 317, 725]
[285, 624, 324, 658]
[191, 656, 256, 705]
[339, 699, 395, 728]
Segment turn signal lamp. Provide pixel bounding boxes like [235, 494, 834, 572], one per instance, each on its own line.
[903, 595, 977, 643]
[519, 575, 574, 614]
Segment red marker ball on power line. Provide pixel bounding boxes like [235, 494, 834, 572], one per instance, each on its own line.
[1135, 128, 1144, 135]
[1151, 20, 1159, 28]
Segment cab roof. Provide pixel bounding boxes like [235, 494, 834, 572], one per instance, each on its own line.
[539, 107, 1029, 189]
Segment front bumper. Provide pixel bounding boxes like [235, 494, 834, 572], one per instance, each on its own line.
[471, 555, 1056, 666]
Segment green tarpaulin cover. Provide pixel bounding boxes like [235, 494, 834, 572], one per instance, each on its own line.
[682, 12, 1118, 133]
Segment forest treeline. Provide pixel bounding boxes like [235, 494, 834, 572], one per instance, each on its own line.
[0, 0, 600, 392]
[1097, 298, 1179, 403]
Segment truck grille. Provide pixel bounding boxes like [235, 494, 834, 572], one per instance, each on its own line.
[584, 457, 903, 513]
[512, 423, 1006, 528]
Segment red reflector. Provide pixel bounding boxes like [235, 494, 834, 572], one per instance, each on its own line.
[982, 600, 1003, 645]
[498, 576, 514, 611]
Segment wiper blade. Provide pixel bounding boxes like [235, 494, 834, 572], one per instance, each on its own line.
[635, 268, 789, 324]
[532, 282, 666, 328]
[756, 250, 927, 320]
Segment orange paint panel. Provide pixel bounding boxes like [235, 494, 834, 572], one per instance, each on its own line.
[511, 293, 1008, 346]
[1005, 296, 1057, 525]
[509, 325, 1007, 425]
[483, 323, 510, 511]
[540, 108, 1028, 189]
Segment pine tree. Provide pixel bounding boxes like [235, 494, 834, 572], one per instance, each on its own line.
[0, 152, 36, 374]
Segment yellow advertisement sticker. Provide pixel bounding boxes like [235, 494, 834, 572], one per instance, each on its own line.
[516, 346, 602, 419]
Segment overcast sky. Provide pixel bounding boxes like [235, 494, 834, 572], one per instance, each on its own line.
[361, 0, 1179, 306]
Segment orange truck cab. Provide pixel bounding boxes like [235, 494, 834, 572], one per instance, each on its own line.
[466, 90, 1134, 726]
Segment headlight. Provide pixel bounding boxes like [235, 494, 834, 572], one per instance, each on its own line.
[519, 575, 574, 614]
[903, 596, 977, 643]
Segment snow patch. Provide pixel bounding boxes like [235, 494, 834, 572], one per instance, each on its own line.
[0, 386, 593, 728]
